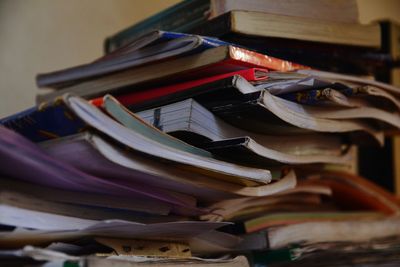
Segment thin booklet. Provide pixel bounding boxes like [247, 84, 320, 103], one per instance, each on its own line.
[135, 98, 352, 165]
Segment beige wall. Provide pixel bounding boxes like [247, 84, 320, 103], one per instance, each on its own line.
[358, 0, 400, 24]
[0, 0, 179, 117]
[0, 0, 399, 117]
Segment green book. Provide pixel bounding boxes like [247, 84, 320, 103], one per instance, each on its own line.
[104, 0, 210, 53]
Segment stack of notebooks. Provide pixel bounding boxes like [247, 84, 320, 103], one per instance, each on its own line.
[2, 1, 400, 266]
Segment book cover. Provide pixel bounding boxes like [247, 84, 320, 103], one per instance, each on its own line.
[36, 46, 307, 103]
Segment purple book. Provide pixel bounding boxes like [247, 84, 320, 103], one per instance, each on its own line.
[0, 126, 201, 216]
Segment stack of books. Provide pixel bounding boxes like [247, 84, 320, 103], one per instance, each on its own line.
[1, 1, 400, 266]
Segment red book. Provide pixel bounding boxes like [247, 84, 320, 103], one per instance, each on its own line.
[37, 46, 308, 103]
[90, 68, 268, 107]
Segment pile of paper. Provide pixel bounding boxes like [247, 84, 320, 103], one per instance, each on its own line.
[1, 7, 400, 267]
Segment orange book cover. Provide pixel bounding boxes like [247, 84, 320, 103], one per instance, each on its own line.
[302, 171, 400, 214]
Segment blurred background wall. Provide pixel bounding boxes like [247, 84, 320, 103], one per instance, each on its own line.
[0, 0, 399, 117]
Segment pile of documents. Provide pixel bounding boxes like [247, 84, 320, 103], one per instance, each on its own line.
[2, 4, 400, 267]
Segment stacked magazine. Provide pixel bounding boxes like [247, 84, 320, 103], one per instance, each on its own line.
[1, 1, 400, 266]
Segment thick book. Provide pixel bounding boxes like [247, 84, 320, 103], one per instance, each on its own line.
[265, 216, 400, 250]
[208, 0, 359, 23]
[85, 255, 250, 267]
[190, 11, 380, 48]
[187, 11, 388, 74]
[105, 0, 360, 53]
[36, 46, 306, 103]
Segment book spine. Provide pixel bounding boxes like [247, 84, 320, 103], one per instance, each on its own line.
[105, 0, 211, 53]
[190, 12, 232, 37]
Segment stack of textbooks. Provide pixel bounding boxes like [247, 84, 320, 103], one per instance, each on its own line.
[1, 1, 400, 266]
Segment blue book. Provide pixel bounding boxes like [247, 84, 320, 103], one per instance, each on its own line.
[37, 30, 231, 89]
[0, 100, 86, 142]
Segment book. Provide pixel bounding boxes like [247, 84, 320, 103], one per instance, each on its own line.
[0, 220, 231, 249]
[266, 216, 400, 249]
[0, 201, 98, 231]
[2, 95, 273, 186]
[207, 170, 400, 223]
[67, 94, 273, 186]
[200, 137, 352, 167]
[0, 190, 182, 225]
[296, 69, 400, 96]
[0, 247, 250, 267]
[253, 74, 400, 131]
[204, 90, 384, 144]
[0, 126, 200, 216]
[256, 238, 400, 266]
[0, 177, 173, 215]
[0, 104, 87, 143]
[36, 46, 306, 103]
[187, 13, 389, 74]
[41, 132, 296, 201]
[103, 72, 385, 147]
[125, 74, 383, 144]
[7, 0, 400, 264]
[190, 11, 380, 48]
[208, 0, 359, 23]
[135, 98, 352, 165]
[37, 30, 230, 89]
[288, 103, 400, 131]
[90, 68, 269, 107]
[105, 0, 212, 53]
[245, 211, 386, 233]
[279, 85, 400, 110]
[85, 255, 250, 267]
[279, 88, 354, 107]
[202, 192, 329, 222]
[212, 35, 393, 75]
[99, 72, 383, 147]
[122, 74, 262, 111]
[297, 170, 400, 214]
[105, 0, 360, 53]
